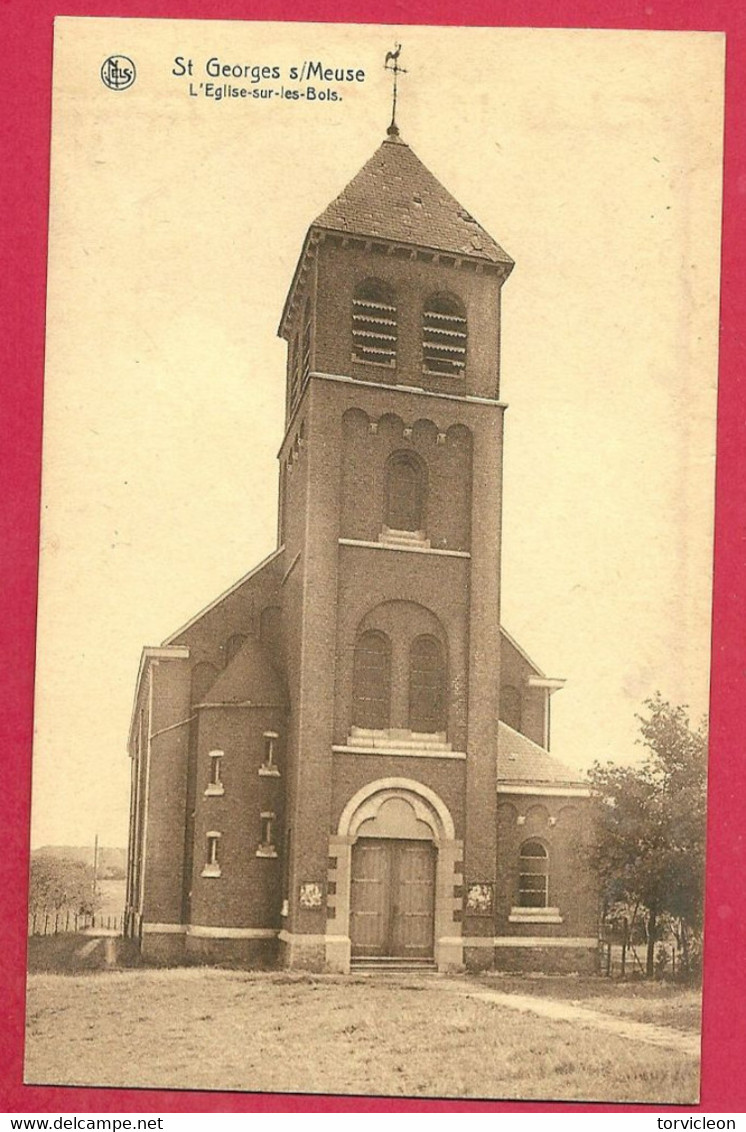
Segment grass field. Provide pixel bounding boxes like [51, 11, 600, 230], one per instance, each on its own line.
[475, 973, 702, 1033]
[25, 965, 700, 1103]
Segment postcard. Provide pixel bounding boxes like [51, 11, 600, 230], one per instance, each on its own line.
[25, 17, 723, 1103]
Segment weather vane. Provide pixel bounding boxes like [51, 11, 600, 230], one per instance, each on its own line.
[384, 44, 407, 135]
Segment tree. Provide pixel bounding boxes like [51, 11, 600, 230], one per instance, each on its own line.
[589, 694, 707, 978]
[29, 855, 100, 919]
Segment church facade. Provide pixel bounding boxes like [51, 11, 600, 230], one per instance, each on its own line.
[124, 124, 598, 974]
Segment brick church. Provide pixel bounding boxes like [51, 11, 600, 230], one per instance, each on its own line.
[124, 119, 598, 974]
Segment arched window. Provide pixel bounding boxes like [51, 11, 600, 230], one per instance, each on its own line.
[386, 451, 425, 532]
[224, 634, 246, 665]
[409, 635, 446, 734]
[423, 293, 467, 375]
[500, 684, 522, 731]
[518, 839, 549, 908]
[352, 279, 397, 366]
[352, 631, 391, 730]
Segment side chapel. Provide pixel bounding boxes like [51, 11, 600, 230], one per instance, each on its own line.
[124, 117, 598, 974]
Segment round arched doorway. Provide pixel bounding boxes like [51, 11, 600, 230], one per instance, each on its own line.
[326, 778, 463, 973]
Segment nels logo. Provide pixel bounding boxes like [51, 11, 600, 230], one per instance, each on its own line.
[101, 55, 136, 91]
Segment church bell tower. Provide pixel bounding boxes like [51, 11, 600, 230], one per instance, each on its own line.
[127, 93, 597, 975]
[275, 120, 515, 972]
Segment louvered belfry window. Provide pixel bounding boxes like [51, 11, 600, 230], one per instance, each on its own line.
[423, 293, 467, 375]
[352, 279, 397, 366]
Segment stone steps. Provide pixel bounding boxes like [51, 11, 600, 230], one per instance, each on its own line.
[351, 956, 437, 973]
[380, 527, 431, 550]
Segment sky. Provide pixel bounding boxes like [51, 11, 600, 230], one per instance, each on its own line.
[31, 20, 724, 849]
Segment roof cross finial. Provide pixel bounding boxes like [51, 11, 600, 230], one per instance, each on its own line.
[384, 44, 406, 136]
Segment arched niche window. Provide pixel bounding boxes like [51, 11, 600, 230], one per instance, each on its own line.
[386, 451, 426, 533]
[352, 630, 391, 730]
[409, 635, 446, 734]
[224, 634, 246, 666]
[352, 279, 397, 366]
[518, 839, 549, 908]
[301, 299, 312, 385]
[423, 293, 467, 375]
[500, 684, 522, 732]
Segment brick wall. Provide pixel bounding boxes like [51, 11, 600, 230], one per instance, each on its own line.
[311, 238, 504, 401]
[189, 705, 286, 930]
[496, 794, 598, 938]
[499, 635, 547, 747]
[127, 655, 191, 934]
[339, 408, 472, 551]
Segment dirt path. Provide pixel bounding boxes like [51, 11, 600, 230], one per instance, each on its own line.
[440, 980, 700, 1058]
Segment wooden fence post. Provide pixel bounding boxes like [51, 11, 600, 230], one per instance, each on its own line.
[621, 917, 628, 978]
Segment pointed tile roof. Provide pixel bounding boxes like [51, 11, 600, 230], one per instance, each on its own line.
[313, 133, 513, 266]
[497, 722, 587, 788]
[203, 637, 286, 707]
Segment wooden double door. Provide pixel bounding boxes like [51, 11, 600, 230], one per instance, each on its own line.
[350, 838, 436, 959]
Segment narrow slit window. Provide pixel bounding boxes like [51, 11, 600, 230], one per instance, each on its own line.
[260, 813, 275, 846]
[257, 812, 277, 858]
[205, 750, 225, 795]
[203, 832, 222, 877]
[423, 293, 467, 375]
[209, 750, 223, 786]
[260, 731, 280, 776]
[352, 279, 397, 366]
[518, 839, 549, 908]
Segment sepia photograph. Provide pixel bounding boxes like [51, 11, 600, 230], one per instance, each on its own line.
[24, 17, 723, 1104]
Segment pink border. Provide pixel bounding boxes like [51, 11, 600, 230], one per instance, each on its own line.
[2, 0, 743, 1113]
